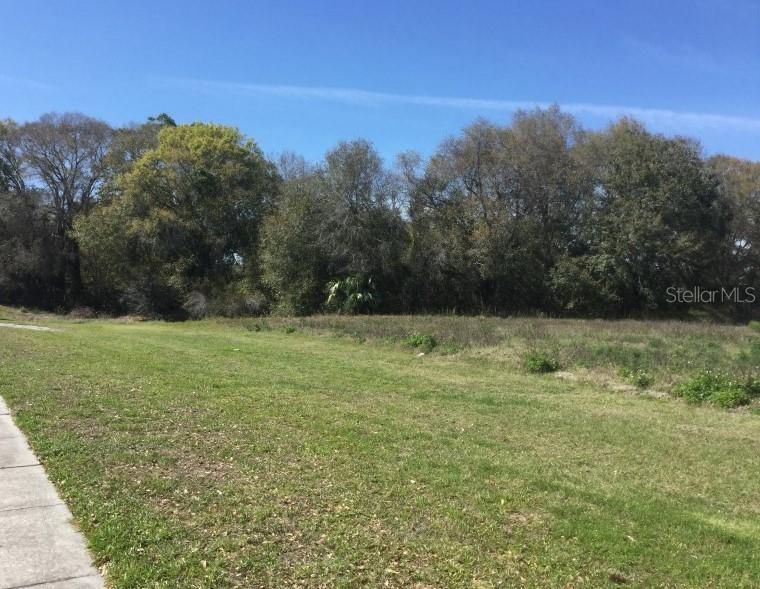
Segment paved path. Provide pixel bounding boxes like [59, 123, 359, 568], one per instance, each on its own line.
[0, 324, 57, 332]
[0, 396, 105, 589]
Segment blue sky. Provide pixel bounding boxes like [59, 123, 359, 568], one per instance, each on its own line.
[2, 0, 759, 162]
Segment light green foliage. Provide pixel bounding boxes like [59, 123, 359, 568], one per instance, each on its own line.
[523, 352, 559, 374]
[403, 332, 437, 351]
[675, 370, 754, 408]
[524, 351, 560, 373]
[75, 123, 279, 315]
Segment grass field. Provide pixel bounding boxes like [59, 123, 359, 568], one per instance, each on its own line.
[1, 307, 759, 588]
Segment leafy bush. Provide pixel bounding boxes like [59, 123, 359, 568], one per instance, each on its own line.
[709, 386, 751, 409]
[618, 367, 654, 389]
[325, 275, 376, 314]
[404, 333, 437, 352]
[743, 376, 760, 397]
[675, 371, 752, 408]
[524, 352, 560, 374]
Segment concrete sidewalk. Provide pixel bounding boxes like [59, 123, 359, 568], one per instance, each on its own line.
[0, 396, 105, 589]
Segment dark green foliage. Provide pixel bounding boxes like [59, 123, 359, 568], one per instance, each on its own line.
[524, 351, 560, 373]
[552, 119, 726, 315]
[743, 376, 760, 397]
[325, 275, 376, 314]
[0, 190, 62, 307]
[0, 108, 757, 319]
[260, 140, 406, 315]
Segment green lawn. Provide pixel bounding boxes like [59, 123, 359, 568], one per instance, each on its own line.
[1, 309, 759, 587]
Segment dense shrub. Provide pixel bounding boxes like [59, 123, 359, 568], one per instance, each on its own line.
[709, 386, 751, 409]
[675, 371, 752, 408]
[524, 352, 560, 374]
[404, 333, 437, 352]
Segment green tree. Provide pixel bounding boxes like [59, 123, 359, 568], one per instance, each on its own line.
[707, 155, 760, 317]
[259, 173, 328, 314]
[260, 140, 406, 314]
[552, 119, 727, 314]
[99, 113, 177, 201]
[404, 107, 585, 313]
[76, 123, 279, 315]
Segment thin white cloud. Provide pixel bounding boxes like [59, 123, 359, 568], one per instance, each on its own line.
[0, 74, 54, 91]
[163, 78, 760, 133]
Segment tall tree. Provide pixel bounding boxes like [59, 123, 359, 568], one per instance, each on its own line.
[0, 120, 26, 194]
[0, 119, 59, 306]
[76, 123, 279, 315]
[260, 172, 329, 314]
[99, 113, 176, 201]
[21, 113, 112, 304]
[552, 119, 727, 315]
[260, 140, 406, 314]
[707, 155, 760, 315]
[404, 107, 585, 313]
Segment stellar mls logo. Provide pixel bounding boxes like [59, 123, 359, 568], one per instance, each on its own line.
[666, 286, 757, 304]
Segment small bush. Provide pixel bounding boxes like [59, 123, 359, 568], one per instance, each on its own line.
[283, 325, 297, 334]
[439, 343, 462, 355]
[743, 376, 760, 398]
[675, 370, 752, 408]
[524, 352, 559, 374]
[618, 367, 654, 389]
[709, 386, 751, 409]
[404, 333, 437, 352]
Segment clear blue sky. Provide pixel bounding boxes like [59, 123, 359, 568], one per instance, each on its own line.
[2, 0, 759, 162]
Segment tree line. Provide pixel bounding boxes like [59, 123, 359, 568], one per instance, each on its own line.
[1, 108, 759, 318]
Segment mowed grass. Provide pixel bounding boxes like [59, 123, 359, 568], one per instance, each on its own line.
[0, 309, 759, 587]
